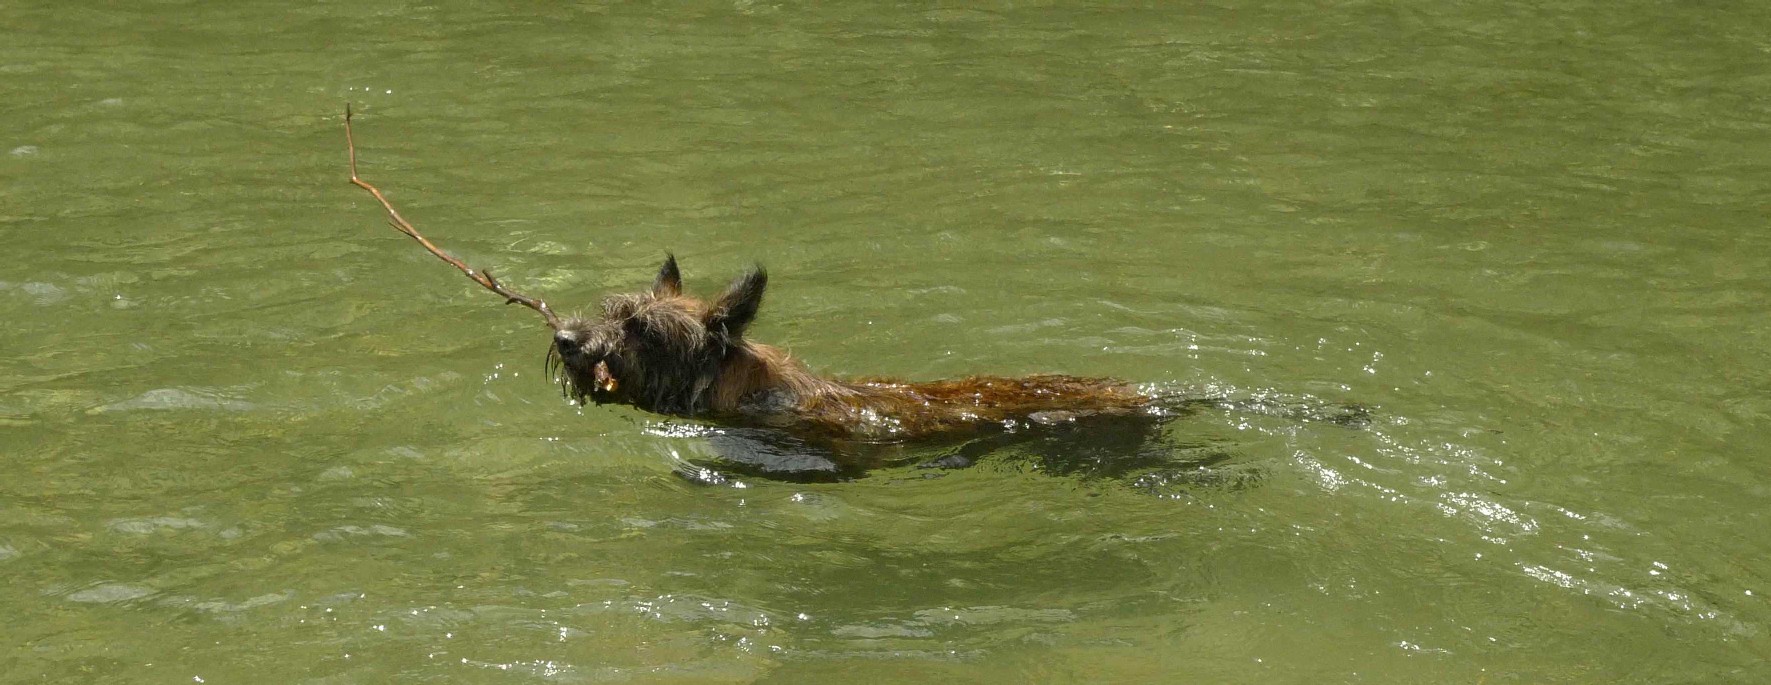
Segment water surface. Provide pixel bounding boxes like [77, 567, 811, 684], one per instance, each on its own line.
[4, 1, 1770, 682]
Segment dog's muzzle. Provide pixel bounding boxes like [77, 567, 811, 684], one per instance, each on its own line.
[591, 360, 617, 394]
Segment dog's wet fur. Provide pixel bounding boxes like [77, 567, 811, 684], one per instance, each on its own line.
[544, 256, 1367, 481]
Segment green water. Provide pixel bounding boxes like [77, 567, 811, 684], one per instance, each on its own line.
[5, 1, 1770, 682]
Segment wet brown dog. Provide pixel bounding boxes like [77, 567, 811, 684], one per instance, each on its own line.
[547, 255, 1156, 440]
[543, 256, 1178, 480]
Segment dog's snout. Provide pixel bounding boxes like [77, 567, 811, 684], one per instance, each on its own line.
[553, 331, 579, 352]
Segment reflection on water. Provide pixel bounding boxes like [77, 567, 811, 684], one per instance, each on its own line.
[5, 0, 1771, 681]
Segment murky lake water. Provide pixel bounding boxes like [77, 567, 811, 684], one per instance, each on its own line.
[5, 1, 1770, 682]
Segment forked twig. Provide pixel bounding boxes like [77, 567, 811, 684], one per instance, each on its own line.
[344, 105, 562, 330]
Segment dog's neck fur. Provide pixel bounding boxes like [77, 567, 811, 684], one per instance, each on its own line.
[708, 342, 852, 414]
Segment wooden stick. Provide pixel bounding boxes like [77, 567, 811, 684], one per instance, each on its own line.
[344, 105, 562, 330]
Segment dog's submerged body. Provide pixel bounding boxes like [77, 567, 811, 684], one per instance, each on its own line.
[547, 256, 1186, 478]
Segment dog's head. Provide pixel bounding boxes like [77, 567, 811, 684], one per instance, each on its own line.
[546, 255, 766, 414]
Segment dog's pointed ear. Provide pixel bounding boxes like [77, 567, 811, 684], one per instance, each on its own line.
[652, 254, 682, 297]
[705, 266, 766, 341]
